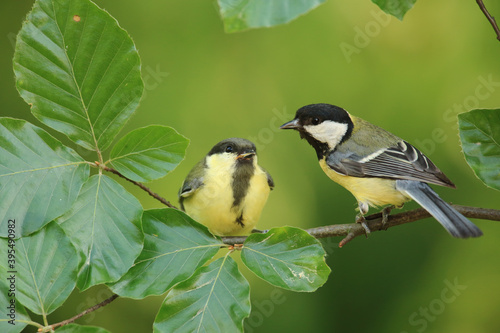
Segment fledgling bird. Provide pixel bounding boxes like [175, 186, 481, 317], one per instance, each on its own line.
[179, 138, 274, 236]
[280, 103, 482, 238]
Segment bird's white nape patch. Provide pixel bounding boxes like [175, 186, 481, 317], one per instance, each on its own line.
[304, 121, 348, 149]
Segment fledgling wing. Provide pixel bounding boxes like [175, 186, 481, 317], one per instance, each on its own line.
[178, 159, 206, 211]
[178, 177, 204, 198]
[326, 140, 455, 188]
[262, 167, 275, 190]
[178, 176, 203, 211]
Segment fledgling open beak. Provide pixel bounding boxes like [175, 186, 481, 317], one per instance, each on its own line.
[280, 119, 301, 130]
[236, 152, 255, 160]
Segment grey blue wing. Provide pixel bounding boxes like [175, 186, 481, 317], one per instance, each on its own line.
[396, 180, 482, 238]
[326, 140, 455, 188]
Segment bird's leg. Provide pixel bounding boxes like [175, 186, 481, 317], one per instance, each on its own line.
[356, 202, 371, 236]
[381, 205, 395, 230]
[228, 244, 244, 251]
[356, 214, 371, 236]
[356, 201, 371, 237]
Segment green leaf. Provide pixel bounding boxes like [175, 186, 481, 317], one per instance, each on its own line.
[13, 0, 143, 151]
[57, 174, 143, 290]
[56, 324, 112, 333]
[109, 209, 221, 299]
[459, 109, 500, 191]
[0, 118, 89, 237]
[371, 0, 416, 20]
[241, 227, 330, 292]
[0, 222, 79, 316]
[108, 126, 189, 182]
[218, 0, 326, 33]
[154, 255, 250, 333]
[0, 280, 30, 333]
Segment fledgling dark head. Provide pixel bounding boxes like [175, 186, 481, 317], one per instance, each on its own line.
[208, 138, 256, 163]
[280, 103, 354, 158]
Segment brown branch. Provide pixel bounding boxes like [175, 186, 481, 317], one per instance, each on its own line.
[97, 163, 179, 209]
[476, 0, 500, 41]
[222, 236, 248, 245]
[45, 294, 119, 331]
[44, 206, 498, 330]
[221, 205, 500, 247]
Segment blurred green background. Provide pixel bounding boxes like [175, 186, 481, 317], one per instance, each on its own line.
[2, 0, 500, 332]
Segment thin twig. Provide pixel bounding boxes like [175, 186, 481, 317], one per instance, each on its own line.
[14, 319, 44, 330]
[221, 205, 500, 247]
[97, 163, 179, 209]
[45, 294, 119, 331]
[476, 0, 500, 41]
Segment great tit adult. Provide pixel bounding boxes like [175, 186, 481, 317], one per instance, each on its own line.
[179, 138, 274, 236]
[280, 103, 482, 238]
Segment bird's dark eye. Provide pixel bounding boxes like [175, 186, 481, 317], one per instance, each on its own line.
[225, 145, 233, 153]
[312, 117, 321, 125]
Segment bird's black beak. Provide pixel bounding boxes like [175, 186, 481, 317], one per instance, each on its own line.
[236, 151, 255, 160]
[280, 119, 301, 130]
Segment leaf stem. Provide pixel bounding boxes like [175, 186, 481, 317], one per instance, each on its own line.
[47, 294, 119, 330]
[476, 0, 500, 41]
[0, 319, 45, 329]
[95, 163, 179, 209]
[222, 205, 500, 247]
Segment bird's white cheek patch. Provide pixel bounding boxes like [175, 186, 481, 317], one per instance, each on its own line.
[304, 121, 348, 149]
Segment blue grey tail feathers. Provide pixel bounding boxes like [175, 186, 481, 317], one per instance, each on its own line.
[396, 180, 483, 238]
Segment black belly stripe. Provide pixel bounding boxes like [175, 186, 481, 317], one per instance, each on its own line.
[231, 162, 255, 208]
[235, 212, 244, 227]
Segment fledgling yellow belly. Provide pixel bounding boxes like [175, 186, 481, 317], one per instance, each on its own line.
[182, 157, 270, 236]
[237, 166, 271, 234]
[319, 159, 410, 210]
